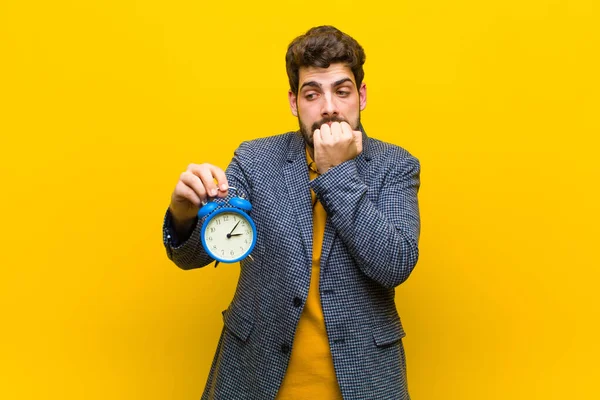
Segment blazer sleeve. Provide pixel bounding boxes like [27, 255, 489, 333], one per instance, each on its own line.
[162, 142, 254, 270]
[309, 152, 420, 288]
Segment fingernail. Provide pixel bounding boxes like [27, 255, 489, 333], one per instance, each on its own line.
[211, 189, 218, 196]
[220, 184, 228, 191]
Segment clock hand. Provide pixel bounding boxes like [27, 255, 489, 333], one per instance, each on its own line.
[229, 233, 243, 237]
[227, 221, 241, 239]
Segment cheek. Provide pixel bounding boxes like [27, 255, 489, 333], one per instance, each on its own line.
[298, 103, 318, 121]
[343, 97, 360, 110]
[344, 100, 361, 116]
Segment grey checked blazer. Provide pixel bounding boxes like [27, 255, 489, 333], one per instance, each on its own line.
[163, 127, 420, 399]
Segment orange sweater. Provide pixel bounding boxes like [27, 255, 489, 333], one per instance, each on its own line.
[275, 150, 343, 399]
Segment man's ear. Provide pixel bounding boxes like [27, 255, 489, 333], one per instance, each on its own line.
[359, 83, 367, 111]
[288, 90, 298, 117]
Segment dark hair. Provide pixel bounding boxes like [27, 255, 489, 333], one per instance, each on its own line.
[285, 26, 366, 96]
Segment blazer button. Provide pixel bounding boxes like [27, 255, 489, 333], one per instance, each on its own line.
[281, 343, 290, 354]
[293, 297, 302, 308]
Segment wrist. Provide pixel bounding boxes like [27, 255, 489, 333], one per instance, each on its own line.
[317, 163, 335, 174]
[169, 208, 196, 230]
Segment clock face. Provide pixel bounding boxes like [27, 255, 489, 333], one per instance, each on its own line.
[202, 210, 256, 262]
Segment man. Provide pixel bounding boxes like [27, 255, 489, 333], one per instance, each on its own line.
[163, 25, 420, 400]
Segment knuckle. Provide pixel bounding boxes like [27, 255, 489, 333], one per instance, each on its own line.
[173, 183, 187, 199]
[187, 189, 201, 204]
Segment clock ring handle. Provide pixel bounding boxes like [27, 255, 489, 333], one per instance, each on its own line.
[225, 187, 252, 211]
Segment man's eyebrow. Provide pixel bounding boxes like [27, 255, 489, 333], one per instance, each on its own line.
[332, 78, 354, 87]
[300, 81, 321, 91]
[299, 77, 355, 91]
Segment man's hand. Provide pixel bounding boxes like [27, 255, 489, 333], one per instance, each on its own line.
[169, 163, 229, 232]
[313, 121, 363, 174]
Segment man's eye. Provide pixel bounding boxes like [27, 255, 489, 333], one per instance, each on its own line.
[337, 90, 350, 96]
[305, 93, 317, 100]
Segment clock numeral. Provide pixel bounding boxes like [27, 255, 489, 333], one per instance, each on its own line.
[244, 239, 248, 244]
[224, 216, 229, 222]
[212, 245, 217, 250]
[208, 236, 213, 241]
[216, 219, 221, 225]
[221, 250, 225, 256]
[210, 227, 215, 233]
[230, 250, 235, 256]
[234, 216, 238, 222]
[240, 246, 244, 251]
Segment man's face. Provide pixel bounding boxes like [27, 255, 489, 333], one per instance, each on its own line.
[288, 63, 367, 147]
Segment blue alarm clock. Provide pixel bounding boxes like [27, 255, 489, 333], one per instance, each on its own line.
[197, 188, 257, 265]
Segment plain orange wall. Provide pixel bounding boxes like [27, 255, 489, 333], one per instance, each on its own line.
[1, 0, 599, 399]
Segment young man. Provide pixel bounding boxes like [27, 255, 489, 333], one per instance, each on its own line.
[163, 25, 420, 400]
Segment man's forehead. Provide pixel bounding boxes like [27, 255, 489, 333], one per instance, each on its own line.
[298, 63, 356, 86]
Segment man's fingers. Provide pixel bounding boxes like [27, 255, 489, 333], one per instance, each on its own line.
[207, 165, 229, 197]
[313, 128, 322, 147]
[197, 166, 220, 198]
[186, 163, 229, 200]
[330, 121, 343, 139]
[180, 171, 208, 203]
[340, 121, 353, 138]
[312, 121, 362, 174]
[174, 181, 203, 207]
[319, 123, 333, 144]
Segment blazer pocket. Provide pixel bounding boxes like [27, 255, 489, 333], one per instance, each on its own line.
[222, 304, 255, 343]
[372, 316, 406, 348]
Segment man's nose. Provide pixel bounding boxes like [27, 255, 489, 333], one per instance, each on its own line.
[321, 93, 339, 117]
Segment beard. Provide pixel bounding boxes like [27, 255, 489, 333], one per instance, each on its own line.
[298, 114, 361, 148]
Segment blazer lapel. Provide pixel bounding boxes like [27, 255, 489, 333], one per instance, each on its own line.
[283, 132, 313, 265]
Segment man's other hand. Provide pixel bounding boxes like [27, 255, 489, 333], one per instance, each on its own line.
[313, 121, 363, 174]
